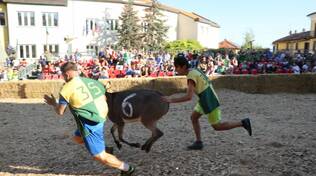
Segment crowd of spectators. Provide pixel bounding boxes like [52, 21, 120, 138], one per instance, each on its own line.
[1, 47, 316, 81]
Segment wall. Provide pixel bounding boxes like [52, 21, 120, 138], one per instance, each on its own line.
[197, 22, 219, 49]
[6, 3, 70, 61]
[177, 13, 197, 41]
[276, 42, 287, 51]
[0, 3, 9, 63]
[0, 74, 316, 99]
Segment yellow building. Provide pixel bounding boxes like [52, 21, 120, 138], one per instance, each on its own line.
[273, 12, 316, 54]
[0, 1, 9, 64]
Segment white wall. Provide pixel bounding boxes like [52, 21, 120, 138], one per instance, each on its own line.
[178, 13, 220, 49]
[197, 22, 219, 49]
[161, 10, 177, 42]
[7, 3, 70, 61]
[71, 1, 178, 53]
[178, 13, 197, 40]
[6, 0, 217, 61]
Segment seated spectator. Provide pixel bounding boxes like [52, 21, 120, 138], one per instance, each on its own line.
[140, 66, 150, 77]
[99, 67, 109, 79]
[19, 58, 28, 67]
[206, 60, 216, 76]
[291, 64, 301, 74]
[312, 65, 316, 73]
[198, 56, 208, 73]
[302, 63, 309, 73]
[125, 65, 135, 78]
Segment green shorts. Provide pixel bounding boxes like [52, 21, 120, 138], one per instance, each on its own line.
[194, 103, 221, 125]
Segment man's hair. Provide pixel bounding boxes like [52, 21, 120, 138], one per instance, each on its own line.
[61, 62, 78, 73]
[174, 53, 190, 68]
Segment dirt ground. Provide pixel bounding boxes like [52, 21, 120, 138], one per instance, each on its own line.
[0, 89, 316, 176]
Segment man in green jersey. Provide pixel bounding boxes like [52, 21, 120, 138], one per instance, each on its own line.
[44, 62, 134, 175]
[163, 54, 252, 150]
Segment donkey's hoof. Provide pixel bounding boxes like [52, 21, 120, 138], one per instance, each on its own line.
[131, 143, 141, 148]
[115, 142, 122, 150]
[145, 147, 151, 153]
[141, 144, 147, 150]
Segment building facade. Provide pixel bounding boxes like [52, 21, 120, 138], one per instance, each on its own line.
[273, 12, 316, 55]
[1, 0, 220, 62]
[0, 1, 9, 63]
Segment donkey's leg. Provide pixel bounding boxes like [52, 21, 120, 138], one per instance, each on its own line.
[117, 124, 141, 148]
[110, 123, 122, 150]
[141, 121, 164, 153]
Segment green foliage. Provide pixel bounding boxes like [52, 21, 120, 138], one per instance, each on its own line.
[142, 0, 169, 51]
[164, 40, 203, 54]
[117, 0, 142, 50]
[241, 30, 255, 49]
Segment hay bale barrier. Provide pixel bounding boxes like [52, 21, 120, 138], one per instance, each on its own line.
[0, 74, 316, 99]
[0, 74, 316, 176]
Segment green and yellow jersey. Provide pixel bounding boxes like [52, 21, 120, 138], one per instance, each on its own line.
[59, 76, 108, 136]
[187, 69, 220, 114]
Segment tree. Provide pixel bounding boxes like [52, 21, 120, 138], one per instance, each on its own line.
[95, 8, 118, 49]
[241, 30, 255, 49]
[142, 0, 169, 51]
[117, 0, 142, 50]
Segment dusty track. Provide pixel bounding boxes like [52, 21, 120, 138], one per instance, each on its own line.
[1, 89, 315, 176]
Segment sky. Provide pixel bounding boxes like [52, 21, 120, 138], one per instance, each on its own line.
[159, 0, 316, 49]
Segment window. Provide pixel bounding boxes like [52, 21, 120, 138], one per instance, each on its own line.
[44, 44, 59, 55]
[314, 23, 316, 37]
[86, 45, 98, 56]
[30, 12, 35, 26]
[0, 12, 5, 26]
[85, 18, 107, 35]
[24, 12, 28, 26]
[42, 12, 58, 27]
[17, 11, 35, 26]
[20, 45, 24, 58]
[85, 19, 97, 35]
[19, 44, 36, 58]
[54, 13, 58, 26]
[42, 13, 46, 26]
[25, 45, 30, 58]
[141, 22, 148, 32]
[295, 43, 298, 50]
[106, 19, 119, 31]
[32, 45, 36, 58]
[18, 12, 22, 25]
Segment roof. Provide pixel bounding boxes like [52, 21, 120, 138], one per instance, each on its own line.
[219, 39, 240, 49]
[3, 0, 67, 6]
[307, 11, 316, 17]
[272, 31, 314, 44]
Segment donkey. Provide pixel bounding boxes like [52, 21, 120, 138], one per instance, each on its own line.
[105, 89, 169, 153]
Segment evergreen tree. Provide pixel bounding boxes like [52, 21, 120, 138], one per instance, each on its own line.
[117, 0, 142, 50]
[142, 0, 169, 51]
